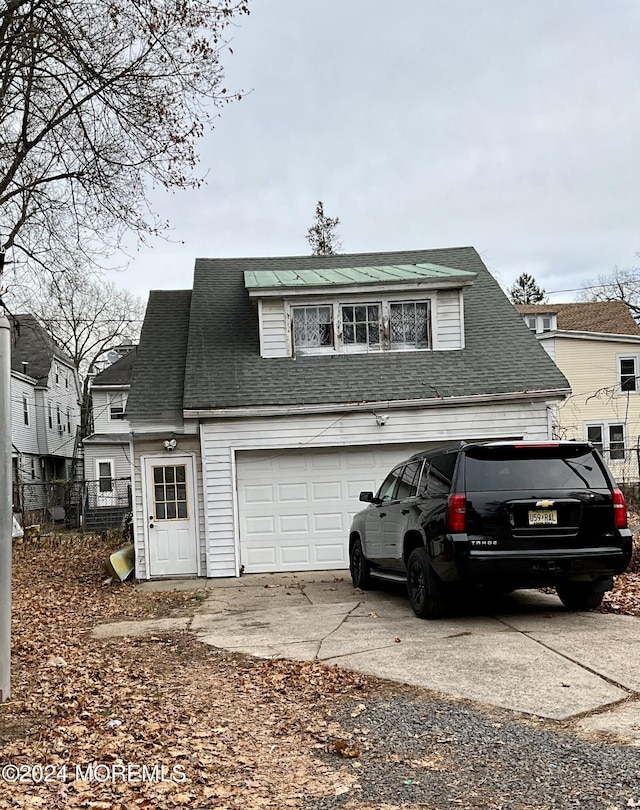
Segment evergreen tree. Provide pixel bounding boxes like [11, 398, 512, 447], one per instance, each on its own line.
[305, 201, 342, 256]
[508, 273, 547, 304]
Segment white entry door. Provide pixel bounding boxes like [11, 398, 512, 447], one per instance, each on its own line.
[143, 456, 198, 577]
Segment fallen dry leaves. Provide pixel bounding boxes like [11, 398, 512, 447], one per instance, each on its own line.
[0, 536, 369, 809]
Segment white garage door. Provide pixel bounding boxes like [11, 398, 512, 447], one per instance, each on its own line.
[236, 443, 432, 573]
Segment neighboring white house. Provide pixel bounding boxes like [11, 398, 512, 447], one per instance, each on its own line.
[82, 346, 136, 529]
[10, 314, 82, 516]
[126, 247, 571, 580]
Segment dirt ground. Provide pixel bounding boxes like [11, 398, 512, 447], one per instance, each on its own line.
[1, 532, 638, 810]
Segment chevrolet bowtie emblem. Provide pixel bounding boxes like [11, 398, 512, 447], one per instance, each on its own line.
[536, 500, 555, 508]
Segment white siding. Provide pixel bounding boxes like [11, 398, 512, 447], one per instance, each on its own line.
[259, 299, 288, 358]
[83, 443, 131, 481]
[10, 374, 39, 454]
[200, 398, 555, 578]
[132, 436, 205, 580]
[43, 361, 82, 458]
[91, 388, 131, 434]
[434, 289, 463, 349]
[257, 289, 465, 357]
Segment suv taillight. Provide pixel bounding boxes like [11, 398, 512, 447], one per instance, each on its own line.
[613, 488, 628, 529]
[447, 493, 466, 533]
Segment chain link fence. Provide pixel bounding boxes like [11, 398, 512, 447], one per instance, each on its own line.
[13, 477, 132, 533]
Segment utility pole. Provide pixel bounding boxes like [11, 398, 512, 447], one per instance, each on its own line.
[0, 313, 11, 701]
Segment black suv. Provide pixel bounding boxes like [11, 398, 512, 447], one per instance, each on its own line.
[349, 441, 632, 618]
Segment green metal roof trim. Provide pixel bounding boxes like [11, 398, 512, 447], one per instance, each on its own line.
[243, 262, 477, 289]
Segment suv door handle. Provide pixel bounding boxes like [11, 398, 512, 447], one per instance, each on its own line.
[379, 512, 386, 518]
[401, 509, 410, 514]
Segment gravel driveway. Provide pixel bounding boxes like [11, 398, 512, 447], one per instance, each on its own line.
[310, 693, 640, 810]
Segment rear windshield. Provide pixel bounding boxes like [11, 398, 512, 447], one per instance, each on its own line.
[464, 446, 609, 491]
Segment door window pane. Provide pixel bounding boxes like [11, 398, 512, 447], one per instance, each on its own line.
[377, 467, 402, 503]
[152, 464, 189, 521]
[98, 462, 113, 493]
[396, 461, 421, 500]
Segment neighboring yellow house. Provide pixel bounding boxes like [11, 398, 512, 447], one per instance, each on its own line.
[516, 302, 640, 485]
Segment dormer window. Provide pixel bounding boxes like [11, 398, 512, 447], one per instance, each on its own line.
[292, 306, 333, 351]
[245, 262, 476, 359]
[290, 299, 432, 355]
[390, 301, 430, 349]
[342, 304, 381, 349]
[523, 313, 556, 334]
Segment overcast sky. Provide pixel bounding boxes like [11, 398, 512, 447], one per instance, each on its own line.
[113, 0, 640, 303]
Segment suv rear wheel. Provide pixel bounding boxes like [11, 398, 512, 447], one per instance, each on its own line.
[407, 547, 446, 619]
[556, 581, 605, 611]
[350, 537, 372, 590]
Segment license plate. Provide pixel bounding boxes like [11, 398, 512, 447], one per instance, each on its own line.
[528, 509, 557, 526]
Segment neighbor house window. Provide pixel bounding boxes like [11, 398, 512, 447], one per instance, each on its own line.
[56, 404, 62, 429]
[292, 306, 333, 351]
[587, 423, 625, 460]
[48, 402, 53, 429]
[108, 392, 127, 420]
[390, 301, 430, 349]
[341, 304, 381, 349]
[619, 356, 637, 393]
[526, 316, 537, 332]
[22, 395, 29, 425]
[98, 461, 113, 493]
[66, 408, 71, 433]
[542, 316, 551, 332]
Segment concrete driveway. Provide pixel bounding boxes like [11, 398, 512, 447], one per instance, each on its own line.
[96, 571, 640, 732]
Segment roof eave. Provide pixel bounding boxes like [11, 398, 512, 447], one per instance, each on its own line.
[539, 330, 640, 343]
[247, 277, 476, 299]
[184, 388, 571, 420]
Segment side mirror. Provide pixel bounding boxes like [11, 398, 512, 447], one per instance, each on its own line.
[359, 491, 375, 503]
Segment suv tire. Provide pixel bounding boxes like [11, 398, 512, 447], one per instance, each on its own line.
[556, 581, 605, 611]
[407, 547, 446, 619]
[350, 537, 373, 590]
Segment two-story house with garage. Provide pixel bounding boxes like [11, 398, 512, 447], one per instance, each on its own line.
[516, 301, 640, 485]
[10, 314, 82, 516]
[124, 246, 571, 581]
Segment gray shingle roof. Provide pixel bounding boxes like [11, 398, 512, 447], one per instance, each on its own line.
[10, 314, 74, 383]
[179, 247, 568, 410]
[126, 291, 192, 426]
[92, 347, 137, 386]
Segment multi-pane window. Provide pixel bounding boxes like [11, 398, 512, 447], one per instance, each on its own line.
[48, 402, 53, 429]
[526, 316, 537, 332]
[292, 306, 333, 350]
[153, 465, 188, 520]
[542, 316, 551, 332]
[390, 301, 430, 349]
[22, 395, 29, 425]
[342, 304, 380, 349]
[619, 356, 637, 393]
[587, 423, 625, 460]
[291, 298, 433, 353]
[66, 408, 71, 433]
